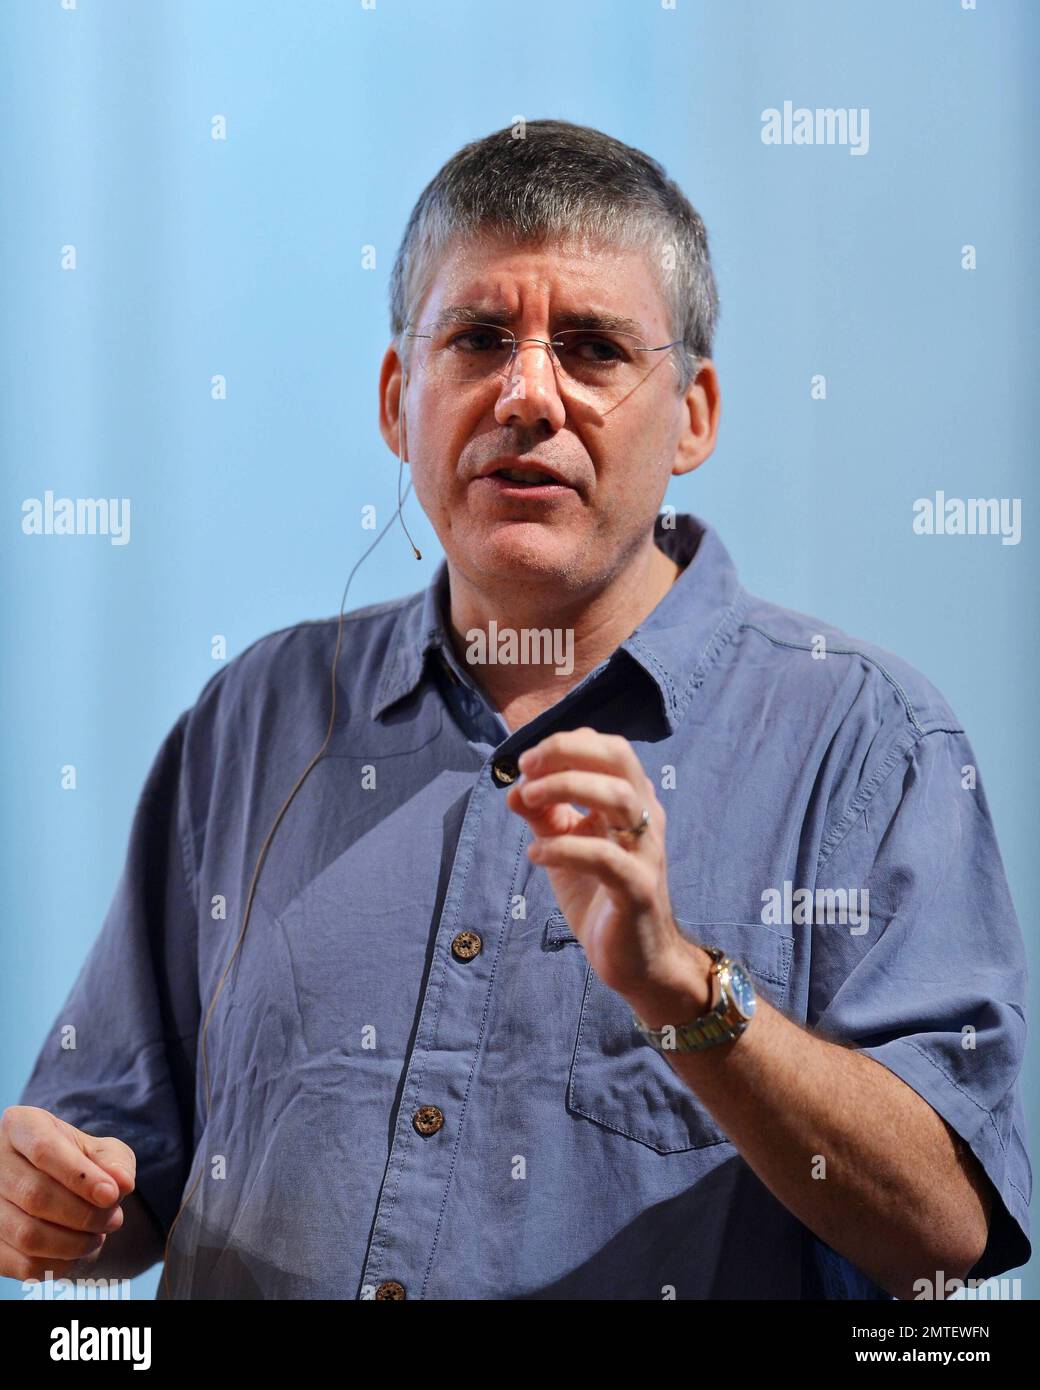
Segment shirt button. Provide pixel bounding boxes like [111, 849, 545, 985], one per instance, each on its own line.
[412, 1105, 445, 1136]
[375, 1280, 406, 1300]
[451, 930, 482, 961]
[491, 756, 519, 785]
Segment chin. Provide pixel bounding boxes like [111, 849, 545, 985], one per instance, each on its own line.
[465, 518, 580, 583]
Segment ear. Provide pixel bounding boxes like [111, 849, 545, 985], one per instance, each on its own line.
[378, 343, 407, 460]
[672, 360, 721, 478]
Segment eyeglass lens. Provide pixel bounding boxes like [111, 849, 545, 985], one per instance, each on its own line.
[406, 321, 674, 402]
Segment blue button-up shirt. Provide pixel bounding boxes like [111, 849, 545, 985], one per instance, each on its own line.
[19, 513, 1031, 1299]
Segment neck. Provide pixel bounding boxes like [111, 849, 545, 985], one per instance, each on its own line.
[444, 532, 682, 733]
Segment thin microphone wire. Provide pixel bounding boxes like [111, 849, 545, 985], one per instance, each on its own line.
[160, 371, 420, 1297]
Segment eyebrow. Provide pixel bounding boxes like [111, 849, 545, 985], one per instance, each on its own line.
[431, 303, 649, 339]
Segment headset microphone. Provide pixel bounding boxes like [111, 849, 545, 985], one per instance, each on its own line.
[400, 519, 422, 562]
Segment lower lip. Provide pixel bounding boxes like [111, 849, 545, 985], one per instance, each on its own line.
[475, 475, 576, 499]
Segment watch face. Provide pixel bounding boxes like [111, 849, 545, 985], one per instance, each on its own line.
[724, 962, 756, 1020]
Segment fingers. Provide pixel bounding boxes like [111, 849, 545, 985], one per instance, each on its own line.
[505, 781, 588, 839]
[0, 1149, 124, 1236]
[509, 730, 664, 859]
[517, 727, 652, 792]
[512, 768, 651, 834]
[529, 833, 658, 911]
[0, 1196, 109, 1264]
[0, 1108, 133, 1283]
[513, 728, 659, 840]
[0, 1231, 103, 1284]
[82, 1134, 136, 1197]
[3, 1108, 133, 1207]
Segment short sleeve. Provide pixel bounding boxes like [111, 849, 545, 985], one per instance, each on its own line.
[809, 727, 1031, 1283]
[18, 710, 201, 1235]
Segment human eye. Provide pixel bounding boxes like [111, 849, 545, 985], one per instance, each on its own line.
[555, 331, 632, 367]
[447, 324, 508, 354]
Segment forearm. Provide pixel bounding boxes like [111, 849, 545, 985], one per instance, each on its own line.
[626, 942, 992, 1300]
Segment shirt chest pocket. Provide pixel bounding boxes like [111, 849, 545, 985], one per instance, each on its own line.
[552, 915, 794, 1155]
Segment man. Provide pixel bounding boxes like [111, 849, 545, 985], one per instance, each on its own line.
[3, 120, 1031, 1300]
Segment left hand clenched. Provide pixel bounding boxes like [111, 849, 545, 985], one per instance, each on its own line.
[505, 726, 704, 1008]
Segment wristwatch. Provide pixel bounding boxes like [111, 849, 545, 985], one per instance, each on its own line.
[633, 945, 757, 1053]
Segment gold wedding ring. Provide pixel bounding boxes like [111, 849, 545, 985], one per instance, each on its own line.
[614, 806, 650, 840]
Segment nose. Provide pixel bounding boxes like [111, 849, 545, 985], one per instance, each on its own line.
[493, 337, 567, 433]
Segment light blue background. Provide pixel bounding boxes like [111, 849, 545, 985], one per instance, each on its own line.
[1, 0, 1034, 1301]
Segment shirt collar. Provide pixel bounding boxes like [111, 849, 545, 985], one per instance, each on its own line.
[371, 512, 746, 735]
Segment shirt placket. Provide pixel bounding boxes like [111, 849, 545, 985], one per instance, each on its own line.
[357, 737, 527, 1300]
[359, 634, 629, 1300]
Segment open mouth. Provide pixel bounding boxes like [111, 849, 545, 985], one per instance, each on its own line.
[483, 466, 573, 490]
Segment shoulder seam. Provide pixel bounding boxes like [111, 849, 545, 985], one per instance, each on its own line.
[739, 620, 928, 736]
[816, 727, 966, 873]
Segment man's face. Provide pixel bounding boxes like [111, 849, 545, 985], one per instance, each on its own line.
[379, 231, 718, 596]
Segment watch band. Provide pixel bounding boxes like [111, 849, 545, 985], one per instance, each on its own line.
[632, 945, 755, 1053]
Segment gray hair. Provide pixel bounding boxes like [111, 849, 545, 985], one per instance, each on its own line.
[388, 119, 719, 394]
